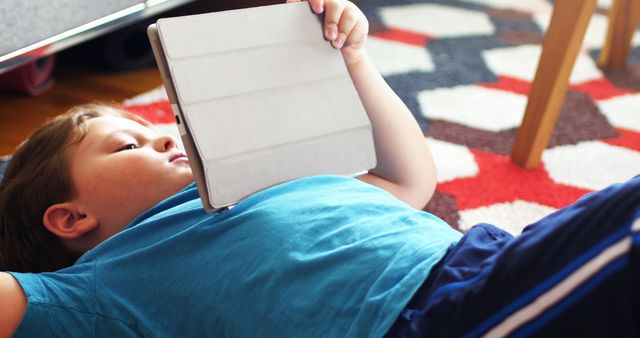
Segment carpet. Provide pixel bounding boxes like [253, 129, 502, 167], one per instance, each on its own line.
[122, 0, 640, 235]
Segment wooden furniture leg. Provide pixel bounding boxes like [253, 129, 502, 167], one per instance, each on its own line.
[511, 0, 597, 169]
[598, 0, 640, 69]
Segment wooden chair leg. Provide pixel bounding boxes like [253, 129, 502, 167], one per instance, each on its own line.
[598, 0, 640, 70]
[511, 0, 597, 169]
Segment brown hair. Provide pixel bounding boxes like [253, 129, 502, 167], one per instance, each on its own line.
[0, 104, 131, 273]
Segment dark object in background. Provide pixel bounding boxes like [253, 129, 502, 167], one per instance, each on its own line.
[83, 18, 158, 71]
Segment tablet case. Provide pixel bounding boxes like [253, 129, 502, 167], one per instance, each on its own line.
[148, 2, 376, 212]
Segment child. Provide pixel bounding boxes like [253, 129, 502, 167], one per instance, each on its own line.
[1, 0, 639, 337]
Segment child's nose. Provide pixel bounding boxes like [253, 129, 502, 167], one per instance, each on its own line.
[155, 135, 177, 152]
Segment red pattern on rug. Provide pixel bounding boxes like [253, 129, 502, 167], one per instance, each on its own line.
[604, 128, 640, 151]
[437, 149, 592, 210]
[478, 76, 532, 96]
[123, 101, 174, 124]
[370, 28, 433, 47]
[571, 78, 635, 100]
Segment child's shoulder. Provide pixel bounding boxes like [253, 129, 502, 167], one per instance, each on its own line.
[0, 272, 27, 337]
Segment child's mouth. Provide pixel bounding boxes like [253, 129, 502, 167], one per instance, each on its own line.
[169, 153, 188, 162]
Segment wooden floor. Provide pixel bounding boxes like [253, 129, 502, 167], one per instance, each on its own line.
[0, 59, 163, 156]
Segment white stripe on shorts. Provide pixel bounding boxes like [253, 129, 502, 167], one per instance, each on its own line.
[482, 218, 639, 338]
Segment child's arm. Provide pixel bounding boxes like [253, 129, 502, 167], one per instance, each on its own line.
[0, 272, 27, 337]
[348, 51, 437, 210]
[291, 0, 438, 209]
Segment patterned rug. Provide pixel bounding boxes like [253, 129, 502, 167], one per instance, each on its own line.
[122, 0, 640, 235]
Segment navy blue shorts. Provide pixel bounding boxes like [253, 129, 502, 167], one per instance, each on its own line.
[386, 175, 640, 337]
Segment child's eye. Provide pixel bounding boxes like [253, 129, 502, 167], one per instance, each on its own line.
[117, 144, 138, 152]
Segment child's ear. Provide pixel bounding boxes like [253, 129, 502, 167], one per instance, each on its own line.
[43, 202, 98, 239]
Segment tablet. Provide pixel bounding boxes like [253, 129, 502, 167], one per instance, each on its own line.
[147, 2, 376, 212]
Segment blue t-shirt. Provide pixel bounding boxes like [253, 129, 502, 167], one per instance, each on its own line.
[11, 176, 461, 337]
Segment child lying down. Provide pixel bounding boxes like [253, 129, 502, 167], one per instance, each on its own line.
[0, 0, 638, 337]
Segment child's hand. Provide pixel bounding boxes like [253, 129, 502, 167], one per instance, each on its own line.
[287, 0, 369, 66]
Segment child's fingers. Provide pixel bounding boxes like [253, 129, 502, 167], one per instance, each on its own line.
[290, 0, 363, 50]
[323, 0, 346, 43]
[307, 0, 324, 14]
[334, 5, 358, 48]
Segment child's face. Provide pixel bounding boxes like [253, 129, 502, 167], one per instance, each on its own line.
[67, 116, 194, 243]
